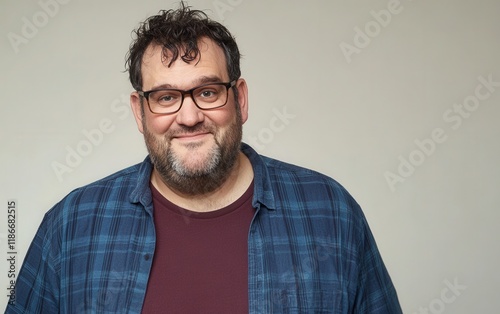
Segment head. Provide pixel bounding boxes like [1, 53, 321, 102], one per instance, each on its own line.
[126, 2, 249, 196]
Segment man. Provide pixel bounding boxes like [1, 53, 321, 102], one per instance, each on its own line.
[6, 2, 402, 313]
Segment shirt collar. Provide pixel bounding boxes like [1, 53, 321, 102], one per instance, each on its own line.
[129, 143, 277, 211]
[241, 143, 277, 211]
[129, 156, 154, 210]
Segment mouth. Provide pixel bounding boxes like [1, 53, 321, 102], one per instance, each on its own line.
[173, 132, 212, 142]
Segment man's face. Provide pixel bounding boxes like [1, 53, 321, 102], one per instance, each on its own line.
[130, 38, 248, 195]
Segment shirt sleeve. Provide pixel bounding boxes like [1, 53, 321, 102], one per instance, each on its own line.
[5, 211, 61, 314]
[352, 216, 402, 314]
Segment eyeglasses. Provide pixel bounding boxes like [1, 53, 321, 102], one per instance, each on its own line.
[138, 80, 237, 115]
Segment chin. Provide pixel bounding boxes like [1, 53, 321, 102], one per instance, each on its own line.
[170, 145, 221, 177]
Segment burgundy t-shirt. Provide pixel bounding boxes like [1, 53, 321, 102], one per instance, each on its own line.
[141, 182, 255, 313]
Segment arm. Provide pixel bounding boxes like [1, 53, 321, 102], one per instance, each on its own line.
[352, 216, 402, 314]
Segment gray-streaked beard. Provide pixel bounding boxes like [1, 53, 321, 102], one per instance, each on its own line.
[143, 113, 243, 196]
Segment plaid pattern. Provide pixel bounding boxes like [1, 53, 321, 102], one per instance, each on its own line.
[6, 144, 401, 313]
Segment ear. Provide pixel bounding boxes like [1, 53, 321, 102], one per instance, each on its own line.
[130, 91, 145, 134]
[235, 78, 249, 124]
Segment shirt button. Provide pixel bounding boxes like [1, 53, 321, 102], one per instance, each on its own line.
[144, 254, 151, 261]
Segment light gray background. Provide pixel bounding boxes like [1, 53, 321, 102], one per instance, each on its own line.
[1, 0, 499, 312]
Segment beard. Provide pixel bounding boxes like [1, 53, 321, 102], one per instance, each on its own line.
[142, 106, 243, 196]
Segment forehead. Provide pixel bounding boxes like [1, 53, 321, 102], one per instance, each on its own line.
[141, 38, 228, 89]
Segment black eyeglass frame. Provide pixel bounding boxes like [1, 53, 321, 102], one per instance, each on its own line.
[138, 80, 237, 115]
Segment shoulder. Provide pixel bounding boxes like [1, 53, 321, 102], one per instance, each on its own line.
[243, 143, 363, 224]
[243, 144, 342, 188]
[45, 159, 150, 223]
[65, 162, 143, 203]
[263, 154, 340, 184]
[262, 154, 357, 208]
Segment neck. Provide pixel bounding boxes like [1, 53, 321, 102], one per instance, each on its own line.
[151, 152, 254, 212]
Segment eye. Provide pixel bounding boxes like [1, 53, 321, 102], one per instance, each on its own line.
[195, 85, 223, 103]
[159, 95, 175, 102]
[153, 91, 181, 106]
[199, 89, 218, 98]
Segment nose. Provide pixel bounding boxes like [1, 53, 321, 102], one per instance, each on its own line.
[175, 95, 205, 127]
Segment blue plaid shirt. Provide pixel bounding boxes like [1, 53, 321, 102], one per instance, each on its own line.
[6, 143, 402, 313]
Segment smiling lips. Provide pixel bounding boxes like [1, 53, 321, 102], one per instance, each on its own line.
[173, 132, 212, 142]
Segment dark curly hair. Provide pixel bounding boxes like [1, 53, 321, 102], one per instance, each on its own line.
[125, 1, 241, 92]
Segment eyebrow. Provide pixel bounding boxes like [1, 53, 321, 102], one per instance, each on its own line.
[148, 75, 225, 91]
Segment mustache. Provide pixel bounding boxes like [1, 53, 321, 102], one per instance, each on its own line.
[166, 123, 216, 137]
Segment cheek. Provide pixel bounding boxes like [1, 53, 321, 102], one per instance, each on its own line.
[206, 114, 233, 138]
[145, 115, 175, 134]
[213, 105, 239, 127]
